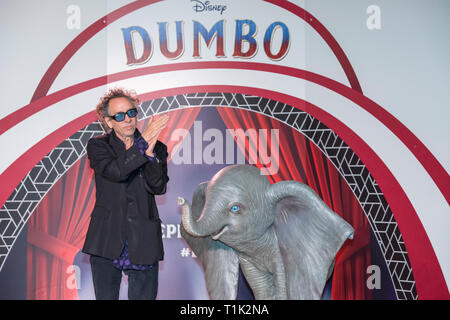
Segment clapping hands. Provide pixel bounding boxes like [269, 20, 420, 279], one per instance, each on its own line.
[141, 114, 169, 157]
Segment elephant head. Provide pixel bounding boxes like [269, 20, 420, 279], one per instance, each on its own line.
[180, 164, 274, 246]
[178, 164, 354, 300]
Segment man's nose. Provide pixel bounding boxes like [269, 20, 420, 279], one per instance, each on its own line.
[124, 114, 132, 122]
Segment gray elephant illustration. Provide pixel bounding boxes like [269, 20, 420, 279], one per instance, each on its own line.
[178, 164, 354, 300]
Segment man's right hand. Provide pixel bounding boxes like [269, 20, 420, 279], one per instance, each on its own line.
[141, 114, 169, 157]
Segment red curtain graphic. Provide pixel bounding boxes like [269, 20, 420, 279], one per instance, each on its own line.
[26, 108, 200, 299]
[27, 105, 370, 299]
[217, 107, 372, 300]
[27, 156, 95, 300]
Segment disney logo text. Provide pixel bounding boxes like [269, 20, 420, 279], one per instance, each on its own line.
[191, 0, 227, 15]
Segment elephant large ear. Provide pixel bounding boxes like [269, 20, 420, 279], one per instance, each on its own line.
[180, 182, 240, 300]
[267, 181, 354, 299]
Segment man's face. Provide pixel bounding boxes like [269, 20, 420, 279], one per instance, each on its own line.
[105, 97, 137, 140]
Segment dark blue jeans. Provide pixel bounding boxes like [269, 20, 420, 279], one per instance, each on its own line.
[90, 255, 159, 300]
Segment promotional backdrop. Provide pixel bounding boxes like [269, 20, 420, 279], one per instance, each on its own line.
[0, 0, 449, 300]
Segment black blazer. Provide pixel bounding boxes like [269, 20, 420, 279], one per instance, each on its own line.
[82, 130, 169, 265]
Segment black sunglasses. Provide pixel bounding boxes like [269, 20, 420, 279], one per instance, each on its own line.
[109, 108, 138, 122]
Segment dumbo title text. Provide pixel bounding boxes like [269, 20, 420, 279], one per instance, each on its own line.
[121, 19, 290, 64]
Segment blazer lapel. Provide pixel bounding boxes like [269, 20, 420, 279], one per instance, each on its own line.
[108, 130, 127, 156]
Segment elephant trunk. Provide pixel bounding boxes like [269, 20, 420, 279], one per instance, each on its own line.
[178, 197, 205, 237]
[178, 196, 228, 240]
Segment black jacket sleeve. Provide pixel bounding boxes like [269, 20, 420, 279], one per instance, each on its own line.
[87, 137, 148, 182]
[143, 141, 169, 195]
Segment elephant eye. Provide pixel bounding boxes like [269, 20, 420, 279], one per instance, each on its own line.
[230, 205, 240, 214]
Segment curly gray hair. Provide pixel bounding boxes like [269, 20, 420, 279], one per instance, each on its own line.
[96, 87, 140, 132]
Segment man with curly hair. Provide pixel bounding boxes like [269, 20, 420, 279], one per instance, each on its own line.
[82, 88, 169, 300]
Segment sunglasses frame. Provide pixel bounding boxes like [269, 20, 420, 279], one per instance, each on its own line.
[109, 108, 138, 122]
